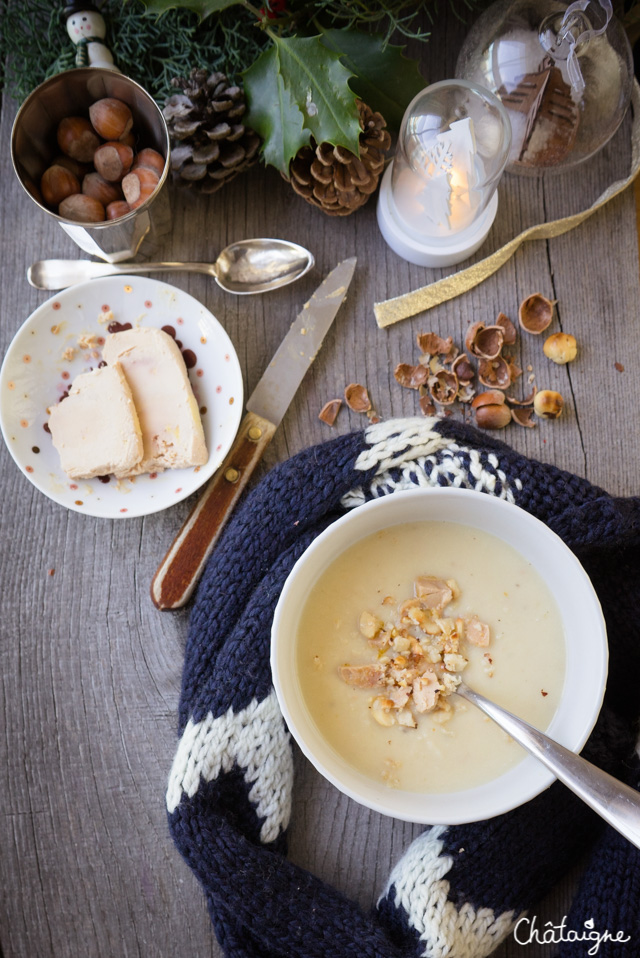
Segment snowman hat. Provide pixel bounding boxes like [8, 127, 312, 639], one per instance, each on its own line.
[63, 1, 102, 18]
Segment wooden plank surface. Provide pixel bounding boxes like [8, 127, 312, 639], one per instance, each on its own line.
[1, 11, 639, 958]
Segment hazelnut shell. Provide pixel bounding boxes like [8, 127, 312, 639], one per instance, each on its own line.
[471, 390, 506, 409]
[394, 363, 428, 390]
[473, 325, 504, 360]
[478, 357, 511, 389]
[428, 370, 458, 405]
[519, 293, 554, 334]
[496, 312, 517, 345]
[318, 399, 342, 426]
[511, 407, 536, 428]
[344, 383, 371, 413]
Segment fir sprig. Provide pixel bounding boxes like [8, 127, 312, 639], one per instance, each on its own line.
[0, 0, 476, 104]
[0, 0, 267, 103]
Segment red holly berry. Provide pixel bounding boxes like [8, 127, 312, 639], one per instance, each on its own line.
[260, 0, 286, 18]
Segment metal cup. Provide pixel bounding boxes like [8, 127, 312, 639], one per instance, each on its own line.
[11, 68, 171, 263]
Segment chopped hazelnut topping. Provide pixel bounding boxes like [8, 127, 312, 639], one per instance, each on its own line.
[339, 577, 492, 729]
[466, 615, 490, 647]
[359, 610, 382, 639]
[77, 332, 100, 350]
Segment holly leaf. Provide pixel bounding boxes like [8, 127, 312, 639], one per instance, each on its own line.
[242, 46, 309, 175]
[320, 28, 426, 132]
[244, 35, 361, 175]
[140, 0, 241, 19]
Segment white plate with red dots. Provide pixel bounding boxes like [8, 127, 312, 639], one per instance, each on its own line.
[0, 276, 243, 518]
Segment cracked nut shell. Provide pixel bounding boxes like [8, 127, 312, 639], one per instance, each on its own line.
[533, 389, 564, 419]
[519, 293, 554, 334]
[543, 332, 577, 364]
[344, 383, 371, 412]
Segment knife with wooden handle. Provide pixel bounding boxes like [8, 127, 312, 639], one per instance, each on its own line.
[151, 257, 357, 610]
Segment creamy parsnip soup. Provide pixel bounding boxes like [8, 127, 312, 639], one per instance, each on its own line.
[295, 521, 566, 793]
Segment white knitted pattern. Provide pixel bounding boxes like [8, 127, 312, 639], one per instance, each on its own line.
[166, 690, 293, 844]
[379, 827, 516, 958]
[341, 417, 521, 508]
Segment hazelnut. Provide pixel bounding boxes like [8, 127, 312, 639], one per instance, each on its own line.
[543, 332, 577, 364]
[132, 148, 165, 177]
[53, 154, 91, 179]
[121, 167, 160, 209]
[89, 97, 133, 141]
[82, 172, 122, 206]
[93, 141, 134, 182]
[40, 164, 80, 207]
[58, 193, 105, 223]
[105, 200, 131, 220]
[475, 403, 511, 429]
[533, 389, 564, 419]
[57, 116, 101, 163]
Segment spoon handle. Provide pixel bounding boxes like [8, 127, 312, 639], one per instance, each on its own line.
[27, 259, 216, 289]
[457, 681, 640, 849]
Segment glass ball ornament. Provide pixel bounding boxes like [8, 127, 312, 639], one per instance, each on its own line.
[376, 79, 511, 267]
[456, 0, 633, 173]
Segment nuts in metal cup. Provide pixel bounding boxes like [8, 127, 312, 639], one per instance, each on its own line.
[11, 68, 171, 263]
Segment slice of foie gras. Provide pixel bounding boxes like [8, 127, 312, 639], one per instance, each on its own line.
[102, 326, 208, 476]
[48, 362, 143, 480]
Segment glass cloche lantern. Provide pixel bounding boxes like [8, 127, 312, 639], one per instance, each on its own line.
[377, 80, 511, 267]
[456, 0, 633, 173]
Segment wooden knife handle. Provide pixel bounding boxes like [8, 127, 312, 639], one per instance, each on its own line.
[150, 411, 276, 611]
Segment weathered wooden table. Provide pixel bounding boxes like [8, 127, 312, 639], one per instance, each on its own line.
[1, 13, 639, 957]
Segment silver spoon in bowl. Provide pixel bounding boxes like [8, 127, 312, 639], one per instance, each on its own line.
[456, 680, 640, 849]
[27, 237, 314, 293]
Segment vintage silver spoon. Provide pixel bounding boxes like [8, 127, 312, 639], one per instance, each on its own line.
[27, 238, 314, 293]
[456, 680, 640, 849]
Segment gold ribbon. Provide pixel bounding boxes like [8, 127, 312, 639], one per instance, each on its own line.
[374, 79, 640, 329]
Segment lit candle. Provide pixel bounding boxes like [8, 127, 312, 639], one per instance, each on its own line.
[377, 80, 511, 268]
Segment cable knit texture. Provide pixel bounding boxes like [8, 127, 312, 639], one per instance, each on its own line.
[167, 417, 640, 958]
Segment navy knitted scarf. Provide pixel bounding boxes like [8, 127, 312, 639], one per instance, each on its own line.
[166, 417, 640, 958]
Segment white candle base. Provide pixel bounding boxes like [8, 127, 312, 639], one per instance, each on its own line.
[376, 163, 499, 268]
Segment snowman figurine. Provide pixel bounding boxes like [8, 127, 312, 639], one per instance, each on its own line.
[64, 1, 118, 70]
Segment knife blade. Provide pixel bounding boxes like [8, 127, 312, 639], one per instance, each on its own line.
[150, 257, 357, 611]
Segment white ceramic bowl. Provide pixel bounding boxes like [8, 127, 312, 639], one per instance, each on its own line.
[271, 487, 608, 824]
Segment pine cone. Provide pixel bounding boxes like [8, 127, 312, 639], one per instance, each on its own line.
[287, 101, 391, 216]
[163, 69, 261, 194]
